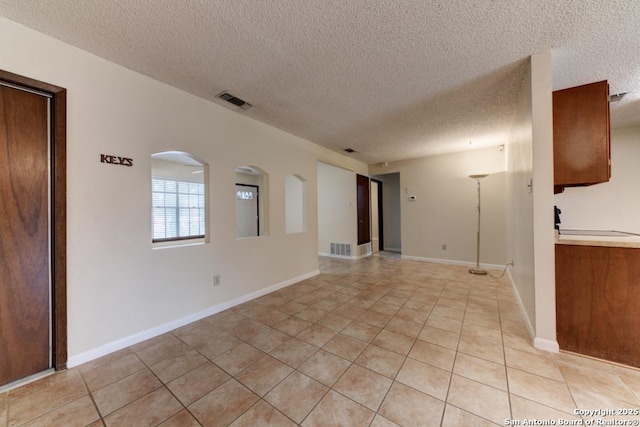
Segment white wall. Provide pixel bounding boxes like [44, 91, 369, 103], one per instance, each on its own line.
[555, 125, 640, 233]
[506, 61, 536, 332]
[505, 52, 558, 352]
[0, 17, 367, 363]
[152, 158, 204, 183]
[317, 162, 357, 256]
[530, 52, 557, 351]
[285, 175, 306, 234]
[369, 148, 506, 266]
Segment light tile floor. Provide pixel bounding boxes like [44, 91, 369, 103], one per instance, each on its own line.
[2, 254, 640, 426]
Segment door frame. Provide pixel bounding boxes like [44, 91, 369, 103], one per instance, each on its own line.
[371, 178, 384, 252]
[0, 70, 67, 371]
[356, 174, 371, 245]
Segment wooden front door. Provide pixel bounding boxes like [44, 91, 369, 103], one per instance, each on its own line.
[0, 83, 54, 386]
[356, 174, 371, 245]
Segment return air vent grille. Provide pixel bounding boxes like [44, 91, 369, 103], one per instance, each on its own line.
[330, 243, 352, 257]
[609, 92, 628, 103]
[217, 91, 252, 110]
[358, 242, 371, 257]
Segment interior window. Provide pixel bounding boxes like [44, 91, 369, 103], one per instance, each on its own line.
[151, 151, 207, 243]
[236, 165, 269, 238]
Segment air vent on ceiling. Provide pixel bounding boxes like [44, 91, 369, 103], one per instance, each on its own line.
[609, 92, 628, 103]
[343, 148, 356, 153]
[217, 91, 252, 110]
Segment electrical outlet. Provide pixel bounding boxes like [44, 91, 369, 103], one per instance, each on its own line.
[509, 260, 515, 266]
[442, 244, 447, 250]
[213, 274, 221, 286]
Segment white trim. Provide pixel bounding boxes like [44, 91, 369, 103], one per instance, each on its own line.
[356, 251, 373, 259]
[67, 270, 320, 368]
[0, 369, 54, 393]
[383, 247, 401, 253]
[534, 337, 560, 353]
[400, 255, 504, 271]
[506, 268, 535, 342]
[152, 239, 205, 250]
[318, 252, 357, 260]
[505, 269, 560, 354]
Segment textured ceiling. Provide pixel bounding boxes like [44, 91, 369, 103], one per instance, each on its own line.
[1, 0, 639, 164]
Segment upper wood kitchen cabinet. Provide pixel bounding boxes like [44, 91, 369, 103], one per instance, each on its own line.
[553, 80, 610, 191]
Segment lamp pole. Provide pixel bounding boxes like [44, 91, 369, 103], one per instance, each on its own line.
[469, 174, 489, 275]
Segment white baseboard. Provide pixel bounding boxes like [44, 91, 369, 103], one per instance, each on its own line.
[400, 255, 504, 271]
[318, 252, 357, 260]
[506, 268, 535, 343]
[383, 247, 401, 253]
[506, 269, 559, 354]
[67, 270, 320, 368]
[534, 337, 560, 353]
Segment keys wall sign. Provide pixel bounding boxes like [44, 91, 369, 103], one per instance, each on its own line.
[100, 154, 133, 167]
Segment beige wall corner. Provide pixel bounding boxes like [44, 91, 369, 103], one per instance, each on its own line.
[531, 51, 558, 351]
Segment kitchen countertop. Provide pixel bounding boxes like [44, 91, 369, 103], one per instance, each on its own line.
[555, 229, 640, 248]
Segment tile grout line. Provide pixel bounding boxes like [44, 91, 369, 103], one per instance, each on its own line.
[1, 393, 6, 427]
[7, 371, 99, 427]
[77, 369, 107, 426]
[440, 283, 466, 427]
[299, 280, 390, 425]
[129, 339, 200, 426]
[498, 282, 514, 425]
[298, 276, 422, 426]
[361, 279, 452, 425]
[18, 257, 622, 426]
[225, 279, 374, 426]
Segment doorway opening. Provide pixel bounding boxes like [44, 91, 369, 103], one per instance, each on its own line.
[372, 172, 402, 254]
[356, 174, 371, 246]
[371, 179, 383, 253]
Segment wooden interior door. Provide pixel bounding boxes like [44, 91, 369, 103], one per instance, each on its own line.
[0, 84, 52, 386]
[356, 174, 371, 245]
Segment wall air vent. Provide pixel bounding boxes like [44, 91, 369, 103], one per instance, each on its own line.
[330, 243, 352, 257]
[217, 91, 252, 110]
[358, 242, 372, 257]
[609, 92, 628, 103]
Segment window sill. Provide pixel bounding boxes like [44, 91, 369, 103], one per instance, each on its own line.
[152, 238, 206, 250]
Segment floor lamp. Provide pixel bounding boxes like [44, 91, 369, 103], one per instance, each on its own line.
[469, 174, 489, 275]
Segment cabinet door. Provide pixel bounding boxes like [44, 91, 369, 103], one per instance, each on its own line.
[556, 245, 640, 367]
[553, 80, 610, 187]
